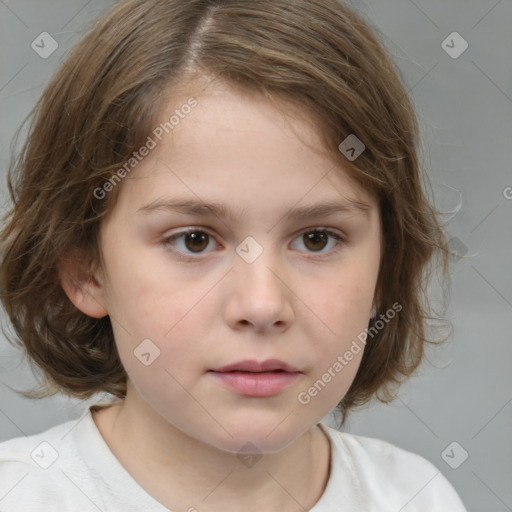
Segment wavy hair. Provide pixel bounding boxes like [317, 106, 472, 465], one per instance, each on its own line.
[0, 0, 450, 423]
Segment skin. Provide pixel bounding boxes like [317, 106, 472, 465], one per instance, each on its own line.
[60, 79, 382, 511]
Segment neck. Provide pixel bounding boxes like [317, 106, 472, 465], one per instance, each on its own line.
[92, 390, 331, 511]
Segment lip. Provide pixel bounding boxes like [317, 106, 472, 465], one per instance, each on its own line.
[210, 359, 300, 373]
[209, 359, 301, 397]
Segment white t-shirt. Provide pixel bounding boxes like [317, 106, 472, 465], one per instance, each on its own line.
[0, 406, 467, 511]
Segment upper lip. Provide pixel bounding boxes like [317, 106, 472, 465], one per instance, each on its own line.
[210, 359, 300, 373]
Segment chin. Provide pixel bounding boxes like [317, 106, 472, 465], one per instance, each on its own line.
[212, 434, 299, 456]
[205, 418, 306, 455]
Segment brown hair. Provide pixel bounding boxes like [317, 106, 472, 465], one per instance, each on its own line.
[0, 0, 449, 423]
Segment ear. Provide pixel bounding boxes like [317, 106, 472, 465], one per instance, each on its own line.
[58, 252, 108, 319]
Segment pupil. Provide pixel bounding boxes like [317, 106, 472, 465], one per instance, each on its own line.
[185, 232, 208, 252]
[182, 232, 328, 253]
[305, 232, 327, 251]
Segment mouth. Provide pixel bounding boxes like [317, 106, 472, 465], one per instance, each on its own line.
[208, 359, 301, 397]
[209, 359, 300, 373]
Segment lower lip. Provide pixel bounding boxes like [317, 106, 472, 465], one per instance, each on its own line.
[209, 371, 300, 397]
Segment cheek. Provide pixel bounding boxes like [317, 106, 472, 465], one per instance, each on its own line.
[102, 245, 202, 336]
[120, 362, 209, 441]
[293, 266, 374, 396]
[300, 267, 375, 341]
[107, 266, 219, 383]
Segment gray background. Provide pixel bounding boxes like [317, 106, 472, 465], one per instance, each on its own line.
[0, 1, 511, 510]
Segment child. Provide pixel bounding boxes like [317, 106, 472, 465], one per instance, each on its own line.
[0, 0, 467, 510]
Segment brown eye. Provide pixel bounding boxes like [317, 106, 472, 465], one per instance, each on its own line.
[163, 227, 345, 261]
[183, 232, 209, 252]
[291, 229, 345, 257]
[303, 231, 329, 252]
[163, 230, 215, 255]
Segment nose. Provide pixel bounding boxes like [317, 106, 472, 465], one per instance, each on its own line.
[224, 245, 295, 334]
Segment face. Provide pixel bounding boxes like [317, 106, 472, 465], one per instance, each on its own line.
[95, 81, 381, 454]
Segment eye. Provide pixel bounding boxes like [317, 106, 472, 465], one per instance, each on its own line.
[162, 229, 217, 257]
[162, 228, 345, 260]
[290, 229, 345, 257]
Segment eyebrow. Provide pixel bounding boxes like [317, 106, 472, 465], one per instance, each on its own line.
[137, 197, 371, 222]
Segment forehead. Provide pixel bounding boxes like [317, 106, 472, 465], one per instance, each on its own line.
[113, 79, 376, 218]
[151, 77, 337, 166]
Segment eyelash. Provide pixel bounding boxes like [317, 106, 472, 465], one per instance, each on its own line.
[161, 228, 346, 262]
